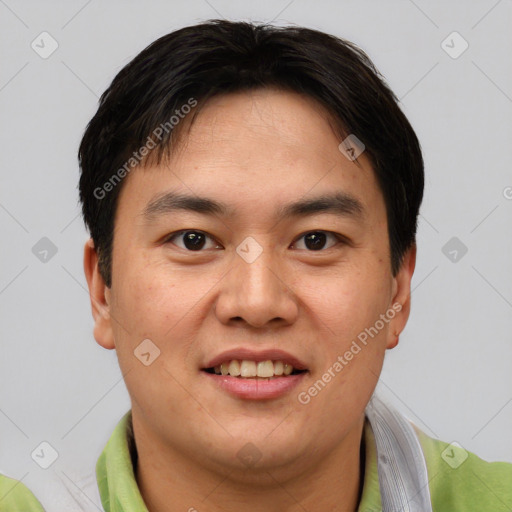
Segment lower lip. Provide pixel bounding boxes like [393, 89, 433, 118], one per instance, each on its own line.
[202, 371, 307, 400]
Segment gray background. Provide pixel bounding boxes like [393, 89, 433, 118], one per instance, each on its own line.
[1, 0, 511, 501]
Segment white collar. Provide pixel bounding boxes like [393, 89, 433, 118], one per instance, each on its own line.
[365, 393, 433, 512]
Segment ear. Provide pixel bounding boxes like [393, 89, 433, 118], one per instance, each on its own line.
[386, 244, 417, 350]
[83, 238, 115, 350]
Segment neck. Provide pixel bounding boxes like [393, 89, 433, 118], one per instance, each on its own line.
[133, 414, 366, 512]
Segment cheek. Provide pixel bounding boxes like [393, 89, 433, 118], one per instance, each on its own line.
[110, 258, 205, 416]
[307, 265, 392, 345]
[113, 254, 211, 337]
[304, 266, 391, 407]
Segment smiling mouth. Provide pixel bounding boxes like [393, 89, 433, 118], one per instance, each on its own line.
[202, 359, 307, 379]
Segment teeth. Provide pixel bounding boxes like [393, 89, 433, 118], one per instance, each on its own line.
[240, 360, 257, 377]
[228, 360, 241, 376]
[257, 360, 274, 378]
[211, 360, 302, 378]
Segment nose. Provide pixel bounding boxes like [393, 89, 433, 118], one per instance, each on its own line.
[214, 247, 299, 329]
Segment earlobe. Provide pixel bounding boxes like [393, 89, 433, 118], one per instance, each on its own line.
[386, 244, 417, 350]
[387, 332, 400, 350]
[83, 238, 116, 350]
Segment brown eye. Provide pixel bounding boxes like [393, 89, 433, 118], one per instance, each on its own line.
[165, 230, 220, 251]
[292, 231, 341, 251]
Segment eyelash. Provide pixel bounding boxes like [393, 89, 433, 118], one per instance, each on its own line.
[163, 230, 347, 252]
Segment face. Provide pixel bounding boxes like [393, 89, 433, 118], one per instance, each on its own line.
[84, 88, 415, 479]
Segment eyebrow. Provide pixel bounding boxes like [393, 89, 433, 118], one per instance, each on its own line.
[141, 191, 364, 222]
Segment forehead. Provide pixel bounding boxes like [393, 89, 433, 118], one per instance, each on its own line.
[174, 89, 348, 168]
[117, 88, 385, 225]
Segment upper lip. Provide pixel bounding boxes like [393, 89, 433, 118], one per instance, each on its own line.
[203, 348, 308, 371]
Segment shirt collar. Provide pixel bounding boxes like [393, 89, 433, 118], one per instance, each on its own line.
[96, 411, 381, 512]
[96, 411, 148, 512]
[357, 416, 382, 511]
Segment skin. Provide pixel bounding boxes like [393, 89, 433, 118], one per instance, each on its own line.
[84, 88, 416, 512]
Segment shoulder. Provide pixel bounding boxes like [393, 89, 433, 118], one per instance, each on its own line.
[0, 469, 103, 512]
[0, 473, 45, 511]
[412, 425, 512, 512]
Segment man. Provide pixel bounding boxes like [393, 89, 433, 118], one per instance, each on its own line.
[12, 19, 511, 512]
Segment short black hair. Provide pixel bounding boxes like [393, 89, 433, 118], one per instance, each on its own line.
[78, 19, 424, 288]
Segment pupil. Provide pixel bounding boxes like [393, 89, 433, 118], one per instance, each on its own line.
[305, 232, 326, 250]
[184, 231, 205, 250]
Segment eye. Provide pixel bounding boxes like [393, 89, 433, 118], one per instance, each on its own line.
[164, 230, 221, 251]
[163, 230, 345, 252]
[292, 231, 343, 251]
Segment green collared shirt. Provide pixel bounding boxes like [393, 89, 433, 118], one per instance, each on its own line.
[96, 411, 512, 512]
[0, 474, 45, 512]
